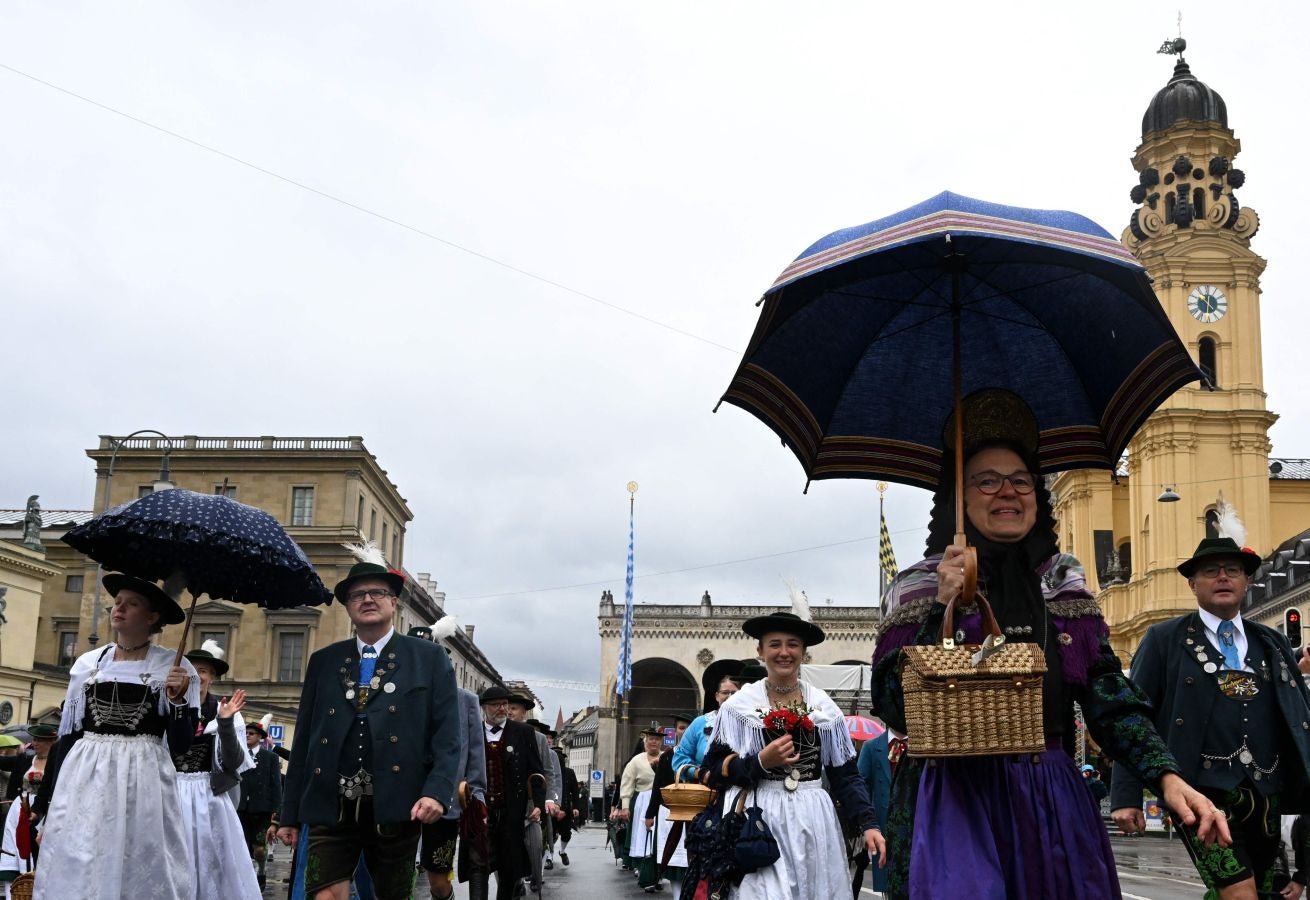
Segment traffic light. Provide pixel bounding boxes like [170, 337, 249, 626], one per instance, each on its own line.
[1286, 607, 1303, 651]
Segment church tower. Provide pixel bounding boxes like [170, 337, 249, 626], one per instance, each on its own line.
[1051, 42, 1276, 655]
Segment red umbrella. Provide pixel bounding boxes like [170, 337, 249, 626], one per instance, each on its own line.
[845, 716, 886, 741]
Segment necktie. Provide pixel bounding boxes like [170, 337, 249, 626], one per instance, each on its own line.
[1216, 621, 1242, 671]
[490, 724, 502, 735]
[359, 645, 378, 685]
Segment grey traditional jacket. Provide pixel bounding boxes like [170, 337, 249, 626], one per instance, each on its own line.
[1111, 612, 1310, 813]
[279, 633, 461, 826]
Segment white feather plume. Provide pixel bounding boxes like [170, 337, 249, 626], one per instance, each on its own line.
[342, 539, 388, 567]
[1215, 492, 1247, 547]
[259, 713, 273, 729]
[200, 639, 226, 661]
[783, 576, 812, 622]
[432, 615, 460, 642]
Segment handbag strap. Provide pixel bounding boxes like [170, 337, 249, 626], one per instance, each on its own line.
[939, 591, 1003, 646]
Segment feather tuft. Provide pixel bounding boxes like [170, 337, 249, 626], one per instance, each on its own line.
[259, 713, 273, 729]
[342, 540, 387, 568]
[784, 576, 811, 622]
[200, 639, 226, 661]
[1215, 492, 1248, 548]
[432, 615, 460, 642]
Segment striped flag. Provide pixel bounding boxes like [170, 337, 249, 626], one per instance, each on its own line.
[879, 509, 898, 590]
[616, 501, 635, 696]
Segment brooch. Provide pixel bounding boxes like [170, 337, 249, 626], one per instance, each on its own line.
[1057, 632, 1072, 646]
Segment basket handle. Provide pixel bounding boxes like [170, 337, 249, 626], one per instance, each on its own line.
[675, 763, 699, 784]
[939, 589, 1002, 647]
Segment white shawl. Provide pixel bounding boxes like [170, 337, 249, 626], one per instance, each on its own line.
[60, 644, 201, 740]
[709, 679, 855, 767]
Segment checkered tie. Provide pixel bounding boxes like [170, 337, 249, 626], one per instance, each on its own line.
[1216, 621, 1242, 671]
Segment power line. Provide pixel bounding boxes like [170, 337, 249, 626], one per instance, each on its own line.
[449, 524, 928, 601]
[0, 62, 740, 355]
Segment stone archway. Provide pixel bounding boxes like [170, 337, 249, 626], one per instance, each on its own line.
[621, 657, 699, 761]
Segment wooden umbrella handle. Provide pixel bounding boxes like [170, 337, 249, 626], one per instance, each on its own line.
[172, 590, 200, 668]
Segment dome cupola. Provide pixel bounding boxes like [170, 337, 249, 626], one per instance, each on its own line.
[1142, 48, 1227, 137]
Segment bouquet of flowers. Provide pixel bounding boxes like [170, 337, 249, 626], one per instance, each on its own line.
[761, 708, 815, 734]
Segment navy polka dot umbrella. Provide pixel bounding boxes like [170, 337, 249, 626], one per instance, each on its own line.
[63, 488, 333, 658]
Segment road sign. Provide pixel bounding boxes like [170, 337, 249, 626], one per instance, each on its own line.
[268, 724, 284, 742]
[590, 769, 605, 798]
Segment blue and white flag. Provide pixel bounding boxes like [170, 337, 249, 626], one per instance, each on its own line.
[616, 502, 635, 696]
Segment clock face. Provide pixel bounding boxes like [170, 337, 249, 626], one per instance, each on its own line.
[1188, 285, 1228, 323]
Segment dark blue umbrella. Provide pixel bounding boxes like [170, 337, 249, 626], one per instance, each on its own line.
[719, 191, 1201, 491]
[718, 192, 1201, 592]
[62, 488, 332, 610]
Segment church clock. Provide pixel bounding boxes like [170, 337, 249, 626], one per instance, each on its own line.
[1187, 285, 1228, 324]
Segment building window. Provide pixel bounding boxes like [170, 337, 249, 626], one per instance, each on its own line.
[382, 522, 389, 554]
[197, 629, 226, 652]
[57, 631, 78, 667]
[138, 485, 154, 499]
[356, 495, 365, 530]
[392, 534, 399, 565]
[291, 487, 315, 526]
[65, 575, 84, 593]
[1199, 336, 1218, 389]
[214, 484, 237, 498]
[277, 631, 306, 681]
[370, 509, 378, 541]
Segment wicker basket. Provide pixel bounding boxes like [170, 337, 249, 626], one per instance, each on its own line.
[900, 593, 1046, 758]
[660, 764, 713, 822]
[10, 871, 33, 900]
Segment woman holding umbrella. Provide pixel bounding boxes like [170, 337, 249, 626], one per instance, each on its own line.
[34, 573, 200, 899]
[702, 612, 885, 900]
[870, 395, 1227, 899]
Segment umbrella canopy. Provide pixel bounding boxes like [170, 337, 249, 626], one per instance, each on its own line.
[844, 715, 886, 741]
[62, 488, 332, 609]
[719, 191, 1202, 491]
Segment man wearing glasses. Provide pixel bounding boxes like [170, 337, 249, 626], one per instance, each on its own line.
[276, 547, 461, 900]
[471, 685, 546, 900]
[1112, 536, 1310, 899]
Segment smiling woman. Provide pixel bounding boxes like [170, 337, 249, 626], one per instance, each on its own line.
[869, 398, 1225, 900]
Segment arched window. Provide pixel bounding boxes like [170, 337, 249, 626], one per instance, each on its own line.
[1205, 508, 1220, 539]
[1118, 542, 1132, 578]
[1165, 193, 1175, 224]
[1199, 336, 1218, 388]
[1193, 188, 1206, 219]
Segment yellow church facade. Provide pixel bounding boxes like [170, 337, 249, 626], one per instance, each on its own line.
[1050, 52, 1310, 663]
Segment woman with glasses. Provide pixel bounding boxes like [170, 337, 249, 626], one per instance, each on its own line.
[870, 390, 1226, 900]
[672, 676, 739, 773]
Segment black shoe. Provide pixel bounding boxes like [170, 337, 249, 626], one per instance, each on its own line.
[545, 858, 554, 870]
[560, 852, 569, 866]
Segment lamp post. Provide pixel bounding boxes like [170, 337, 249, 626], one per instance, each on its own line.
[86, 430, 177, 647]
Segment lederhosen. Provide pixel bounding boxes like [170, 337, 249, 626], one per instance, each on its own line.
[1180, 632, 1285, 894]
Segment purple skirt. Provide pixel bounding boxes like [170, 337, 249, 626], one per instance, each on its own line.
[909, 744, 1119, 900]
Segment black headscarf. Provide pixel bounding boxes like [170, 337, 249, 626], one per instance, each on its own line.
[924, 439, 1069, 735]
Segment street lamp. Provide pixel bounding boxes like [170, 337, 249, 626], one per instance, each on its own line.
[86, 430, 177, 647]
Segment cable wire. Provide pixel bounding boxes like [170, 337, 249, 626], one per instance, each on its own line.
[0, 62, 740, 354]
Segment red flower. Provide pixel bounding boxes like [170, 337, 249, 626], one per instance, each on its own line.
[798, 715, 815, 732]
[763, 709, 798, 731]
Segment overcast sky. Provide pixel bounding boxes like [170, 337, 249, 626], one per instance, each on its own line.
[4, 2, 1307, 720]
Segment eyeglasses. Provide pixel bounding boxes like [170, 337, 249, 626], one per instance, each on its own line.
[345, 588, 395, 603]
[1195, 562, 1247, 579]
[968, 471, 1038, 495]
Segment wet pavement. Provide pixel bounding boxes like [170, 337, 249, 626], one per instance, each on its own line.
[257, 826, 1208, 899]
